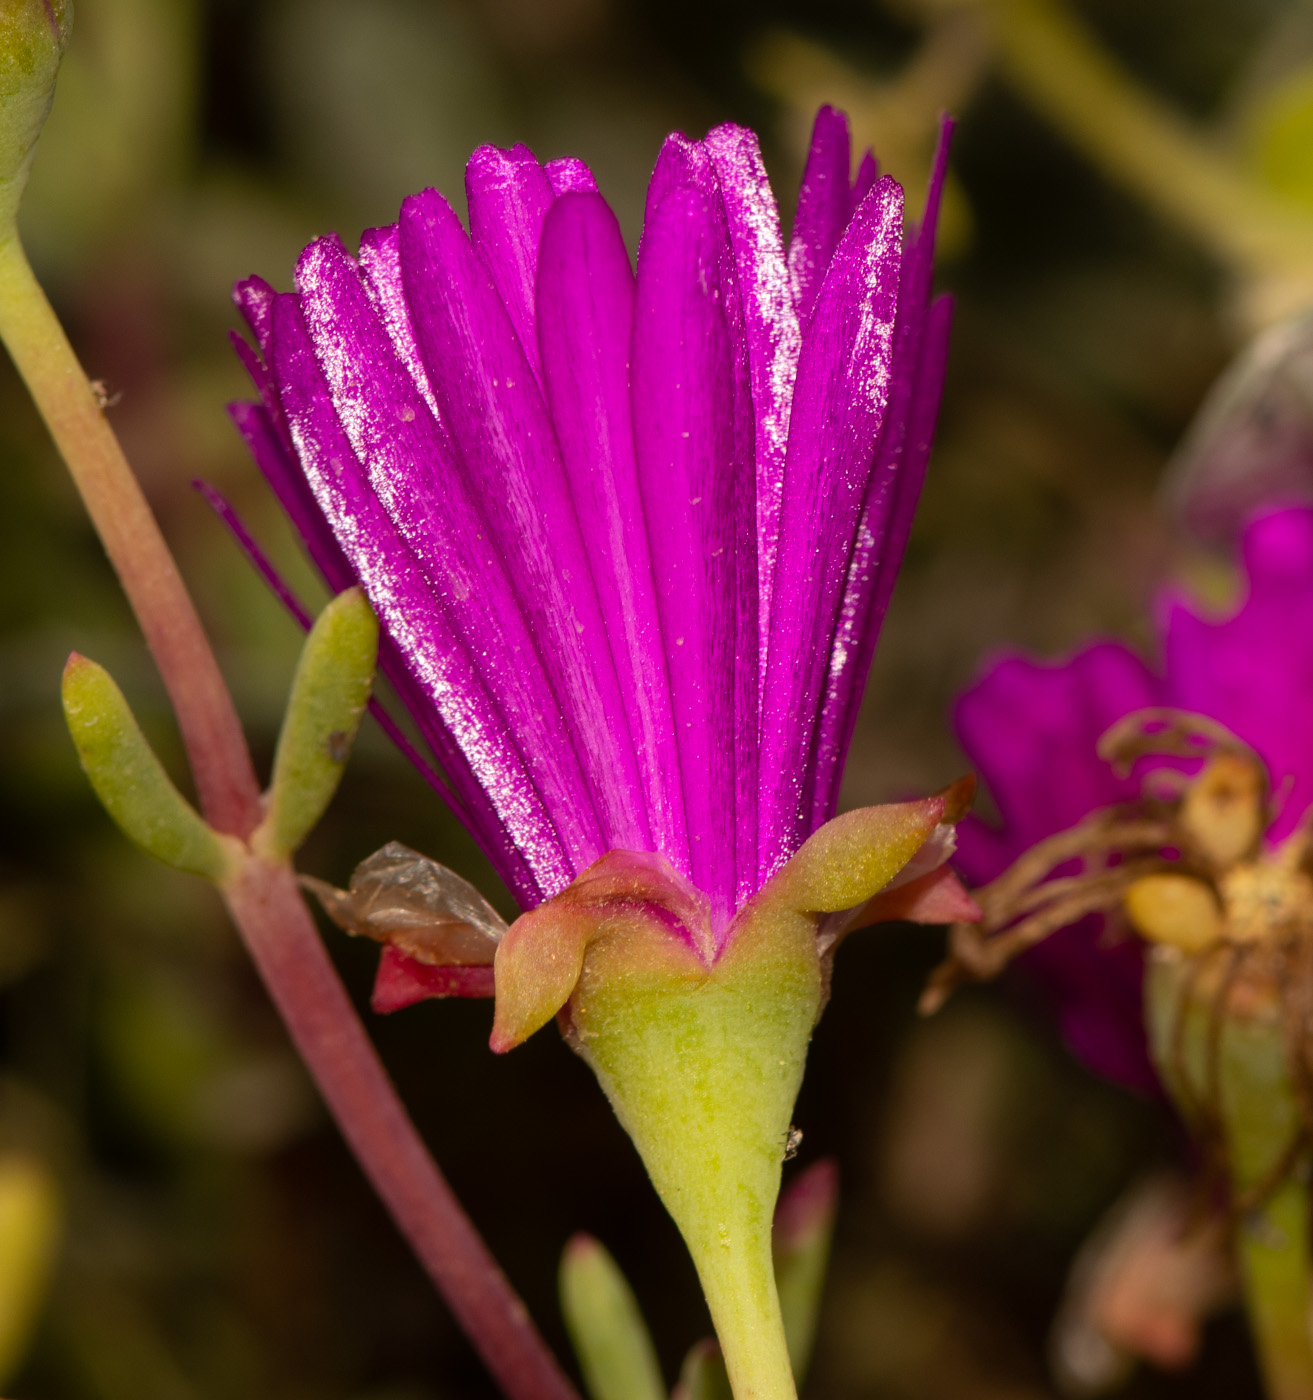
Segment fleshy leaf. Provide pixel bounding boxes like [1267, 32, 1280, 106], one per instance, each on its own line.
[674, 1341, 732, 1400]
[62, 654, 241, 883]
[559, 1234, 666, 1400]
[302, 839, 507, 966]
[0, 0, 71, 231]
[257, 586, 379, 858]
[773, 1158, 838, 1381]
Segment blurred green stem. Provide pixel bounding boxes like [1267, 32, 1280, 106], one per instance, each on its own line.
[0, 225, 581, 1400]
[954, 0, 1313, 319]
[1238, 1176, 1313, 1400]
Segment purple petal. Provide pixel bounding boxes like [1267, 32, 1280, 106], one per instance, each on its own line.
[631, 180, 756, 926]
[234, 274, 277, 354]
[268, 290, 554, 904]
[954, 643, 1166, 882]
[954, 641, 1165, 1096]
[807, 123, 956, 825]
[226, 398, 356, 596]
[809, 294, 954, 828]
[535, 191, 687, 868]
[465, 144, 555, 383]
[545, 156, 598, 196]
[758, 176, 905, 879]
[1163, 506, 1313, 840]
[295, 232, 627, 889]
[357, 223, 443, 424]
[851, 149, 878, 210]
[397, 187, 651, 858]
[788, 106, 852, 326]
[704, 123, 801, 699]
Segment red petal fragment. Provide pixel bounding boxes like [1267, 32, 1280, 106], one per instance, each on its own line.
[372, 946, 496, 1013]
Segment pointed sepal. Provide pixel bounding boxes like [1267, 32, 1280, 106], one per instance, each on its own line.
[559, 1234, 665, 1400]
[255, 586, 378, 859]
[62, 653, 242, 882]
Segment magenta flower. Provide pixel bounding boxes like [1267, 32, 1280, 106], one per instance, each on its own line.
[953, 506, 1313, 1092]
[228, 105, 955, 970]
[226, 108, 967, 1400]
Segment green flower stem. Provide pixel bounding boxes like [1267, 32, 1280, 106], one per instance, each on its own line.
[0, 226, 580, 1400]
[1238, 1176, 1313, 1400]
[573, 912, 822, 1400]
[0, 230, 261, 837]
[1147, 950, 1313, 1400]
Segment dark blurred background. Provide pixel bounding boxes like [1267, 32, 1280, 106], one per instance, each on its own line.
[1, 0, 1306, 1396]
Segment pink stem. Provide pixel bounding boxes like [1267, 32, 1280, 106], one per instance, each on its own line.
[0, 236, 581, 1400]
[226, 858, 580, 1400]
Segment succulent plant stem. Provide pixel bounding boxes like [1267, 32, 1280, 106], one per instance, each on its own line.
[0, 226, 580, 1400]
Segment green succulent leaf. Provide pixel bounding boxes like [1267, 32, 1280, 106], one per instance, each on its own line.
[258, 586, 378, 859]
[559, 1234, 665, 1400]
[62, 652, 239, 881]
[0, 0, 71, 233]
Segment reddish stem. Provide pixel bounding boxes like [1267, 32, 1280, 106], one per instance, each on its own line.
[0, 234, 581, 1400]
[226, 858, 580, 1400]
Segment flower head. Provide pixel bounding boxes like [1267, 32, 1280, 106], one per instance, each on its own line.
[945, 506, 1313, 1092]
[229, 105, 954, 939]
[228, 107, 962, 1400]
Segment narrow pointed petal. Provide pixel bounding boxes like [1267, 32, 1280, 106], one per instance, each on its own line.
[851, 149, 878, 210]
[398, 187, 650, 857]
[808, 293, 954, 826]
[545, 156, 598, 195]
[465, 143, 555, 381]
[296, 232, 638, 892]
[631, 182, 753, 925]
[704, 123, 801, 699]
[758, 177, 905, 879]
[536, 191, 684, 865]
[357, 222, 443, 423]
[788, 107, 852, 325]
[269, 291, 555, 903]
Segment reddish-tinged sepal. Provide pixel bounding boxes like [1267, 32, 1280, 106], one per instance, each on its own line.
[491, 851, 709, 1053]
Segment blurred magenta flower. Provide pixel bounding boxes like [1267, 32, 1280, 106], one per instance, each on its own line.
[228, 105, 956, 965]
[954, 506, 1313, 1092]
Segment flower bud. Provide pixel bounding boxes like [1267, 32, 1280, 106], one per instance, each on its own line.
[0, 0, 71, 234]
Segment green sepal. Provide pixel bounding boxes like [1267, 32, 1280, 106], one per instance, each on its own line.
[772, 1160, 837, 1381]
[559, 1234, 665, 1400]
[0, 0, 71, 234]
[256, 587, 378, 860]
[62, 652, 240, 882]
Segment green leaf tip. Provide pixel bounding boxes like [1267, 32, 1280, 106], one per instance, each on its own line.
[0, 0, 72, 233]
[61, 652, 240, 882]
[675, 1341, 733, 1400]
[257, 587, 378, 860]
[559, 1234, 665, 1400]
[773, 1159, 838, 1381]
